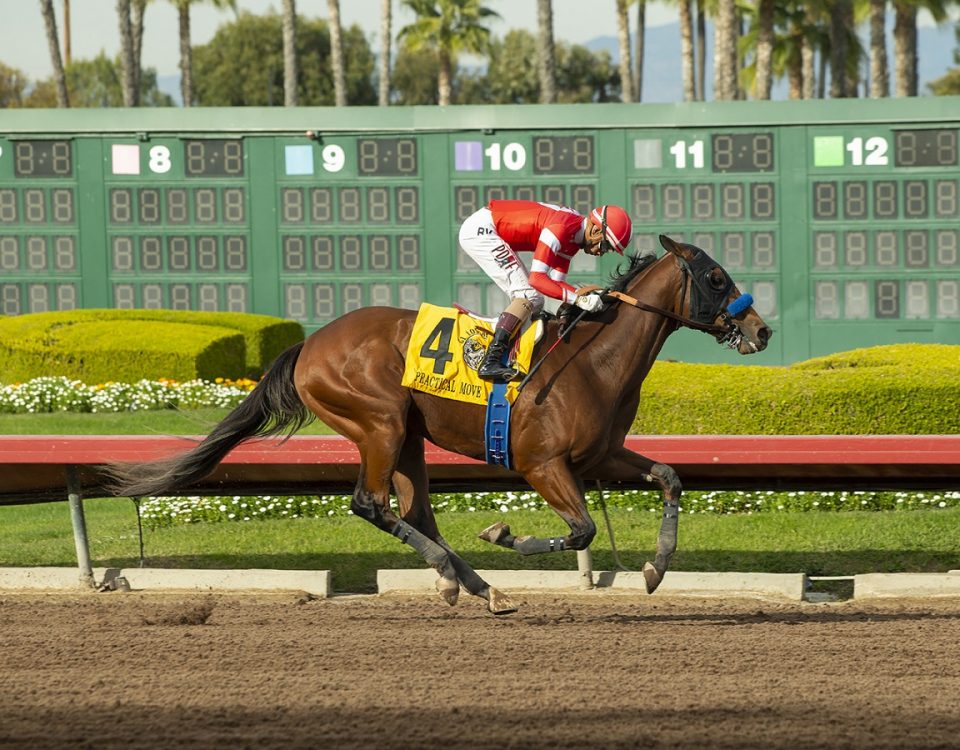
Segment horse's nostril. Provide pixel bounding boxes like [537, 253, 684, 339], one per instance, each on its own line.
[758, 326, 772, 344]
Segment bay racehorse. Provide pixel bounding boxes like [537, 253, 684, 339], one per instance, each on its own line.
[106, 235, 771, 614]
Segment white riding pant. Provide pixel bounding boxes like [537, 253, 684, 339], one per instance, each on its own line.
[458, 208, 545, 314]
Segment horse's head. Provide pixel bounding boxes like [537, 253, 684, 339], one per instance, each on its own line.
[659, 234, 772, 354]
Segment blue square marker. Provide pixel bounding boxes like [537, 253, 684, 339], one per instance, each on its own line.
[284, 145, 314, 175]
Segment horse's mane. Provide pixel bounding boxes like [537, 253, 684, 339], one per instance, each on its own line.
[607, 252, 658, 293]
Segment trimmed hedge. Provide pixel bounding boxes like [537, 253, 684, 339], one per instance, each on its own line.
[0, 309, 303, 382]
[632, 344, 960, 435]
[0, 320, 245, 383]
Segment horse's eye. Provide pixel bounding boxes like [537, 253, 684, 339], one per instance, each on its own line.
[708, 269, 727, 290]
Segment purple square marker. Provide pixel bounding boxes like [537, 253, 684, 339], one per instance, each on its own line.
[455, 141, 483, 171]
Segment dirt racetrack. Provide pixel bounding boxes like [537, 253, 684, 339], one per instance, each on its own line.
[2, 591, 960, 749]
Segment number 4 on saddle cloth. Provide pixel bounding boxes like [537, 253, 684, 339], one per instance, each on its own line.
[401, 303, 544, 469]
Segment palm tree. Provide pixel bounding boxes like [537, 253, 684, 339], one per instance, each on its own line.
[283, 0, 298, 106]
[633, 0, 645, 100]
[829, 0, 853, 97]
[327, 0, 347, 106]
[132, 0, 148, 96]
[695, 0, 705, 99]
[893, 0, 948, 96]
[677, 0, 695, 101]
[616, 0, 635, 102]
[171, 0, 235, 107]
[713, 0, 737, 100]
[63, 0, 72, 64]
[868, 0, 889, 97]
[379, 0, 392, 105]
[40, 0, 69, 107]
[754, 0, 774, 99]
[398, 0, 499, 106]
[537, 0, 557, 103]
[117, 0, 137, 105]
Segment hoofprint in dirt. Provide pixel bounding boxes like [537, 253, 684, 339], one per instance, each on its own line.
[1, 592, 959, 750]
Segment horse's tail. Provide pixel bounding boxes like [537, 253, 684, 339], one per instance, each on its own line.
[103, 341, 312, 498]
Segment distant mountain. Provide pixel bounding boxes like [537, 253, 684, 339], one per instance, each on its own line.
[586, 19, 958, 101]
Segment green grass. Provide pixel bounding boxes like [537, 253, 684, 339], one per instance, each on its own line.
[3, 498, 959, 593]
[0, 410, 336, 435]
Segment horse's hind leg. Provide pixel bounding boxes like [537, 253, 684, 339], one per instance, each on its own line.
[479, 458, 597, 554]
[393, 435, 516, 615]
[346, 422, 464, 606]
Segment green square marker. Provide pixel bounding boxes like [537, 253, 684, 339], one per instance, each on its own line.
[813, 136, 845, 167]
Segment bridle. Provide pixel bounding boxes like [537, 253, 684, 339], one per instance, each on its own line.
[516, 250, 751, 393]
[605, 251, 753, 349]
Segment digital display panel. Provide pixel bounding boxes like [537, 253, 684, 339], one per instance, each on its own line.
[183, 139, 244, 177]
[357, 138, 418, 176]
[13, 140, 72, 177]
[711, 133, 774, 173]
[894, 129, 958, 168]
[532, 136, 594, 174]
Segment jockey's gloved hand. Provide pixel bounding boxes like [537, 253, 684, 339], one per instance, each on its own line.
[574, 292, 604, 313]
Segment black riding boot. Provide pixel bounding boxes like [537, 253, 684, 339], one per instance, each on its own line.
[478, 328, 518, 382]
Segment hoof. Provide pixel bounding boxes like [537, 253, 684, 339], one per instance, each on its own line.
[486, 586, 517, 616]
[479, 521, 512, 546]
[643, 561, 663, 594]
[436, 575, 460, 606]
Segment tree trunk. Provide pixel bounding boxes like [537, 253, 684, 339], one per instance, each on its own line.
[695, 0, 705, 100]
[713, 0, 736, 100]
[63, 0, 71, 65]
[117, 0, 137, 106]
[869, 0, 889, 97]
[829, 0, 849, 97]
[178, 2, 192, 107]
[132, 0, 146, 102]
[40, 0, 70, 107]
[678, 0, 694, 102]
[283, 0, 298, 106]
[438, 48, 453, 106]
[378, 0, 392, 106]
[616, 0, 634, 102]
[755, 0, 774, 99]
[893, 1, 917, 97]
[328, 0, 347, 106]
[633, 0, 645, 101]
[788, 53, 803, 99]
[536, 0, 557, 103]
[802, 5, 816, 98]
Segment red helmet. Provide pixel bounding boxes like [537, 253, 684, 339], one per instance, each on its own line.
[589, 205, 632, 255]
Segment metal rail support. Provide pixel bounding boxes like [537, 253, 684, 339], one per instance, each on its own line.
[65, 465, 95, 588]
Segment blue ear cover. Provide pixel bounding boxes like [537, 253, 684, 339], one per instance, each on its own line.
[726, 293, 753, 317]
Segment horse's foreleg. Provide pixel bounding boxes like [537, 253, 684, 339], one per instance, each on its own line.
[393, 436, 515, 615]
[589, 447, 682, 594]
[480, 459, 596, 555]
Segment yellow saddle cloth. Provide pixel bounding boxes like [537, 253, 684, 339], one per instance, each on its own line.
[401, 303, 539, 405]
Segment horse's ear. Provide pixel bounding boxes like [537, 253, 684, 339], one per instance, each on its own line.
[659, 234, 696, 261]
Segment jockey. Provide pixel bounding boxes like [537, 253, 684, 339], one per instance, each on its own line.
[458, 199, 633, 382]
